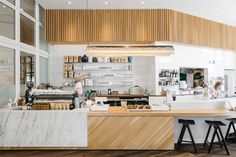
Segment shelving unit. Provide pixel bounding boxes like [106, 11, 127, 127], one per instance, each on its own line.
[158, 69, 179, 87]
[63, 56, 133, 88]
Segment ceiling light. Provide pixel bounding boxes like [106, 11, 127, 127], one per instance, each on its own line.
[141, 1, 145, 4]
[68, 1, 72, 5]
[87, 45, 174, 57]
[2, 5, 6, 8]
[105, 1, 108, 5]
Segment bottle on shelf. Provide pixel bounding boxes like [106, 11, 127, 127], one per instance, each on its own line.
[69, 103, 75, 110]
[108, 89, 112, 95]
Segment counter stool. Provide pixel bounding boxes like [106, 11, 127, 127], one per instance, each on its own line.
[177, 119, 197, 153]
[203, 120, 230, 155]
[225, 118, 236, 142]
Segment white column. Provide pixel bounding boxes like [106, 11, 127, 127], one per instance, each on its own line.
[35, 1, 40, 85]
[15, 0, 20, 98]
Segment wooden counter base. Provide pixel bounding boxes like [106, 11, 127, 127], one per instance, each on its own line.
[87, 116, 174, 150]
[87, 107, 176, 150]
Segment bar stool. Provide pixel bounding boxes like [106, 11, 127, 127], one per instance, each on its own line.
[225, 118, 236, 142]
[177, 119, 197, 153]
[203, 120, 230, 155]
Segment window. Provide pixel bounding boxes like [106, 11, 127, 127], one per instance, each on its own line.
[0, 2, 15, 39]
[0, 46, 15, 107]
[39, 56, 48, 83]
[20, 14, 35, 46]
[20, 52, 36, 96]
[20, 0, 35, 18]
[39, 5, 45, 25]
[7, 0, 15, 5]
[39, 5, 48, 51]
[39, 25, 48, 51]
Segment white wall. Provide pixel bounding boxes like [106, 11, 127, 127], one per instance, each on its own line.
[48, 44, 236, 95]
[155, 43, 236, 94]
[48, 45, 156, 93]
[48, 45, 87, 86]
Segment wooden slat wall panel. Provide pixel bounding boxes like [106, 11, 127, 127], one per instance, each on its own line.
[45, 10, 88, 43]
[87, 116, 174, 150]
[45, 9, 236, 51]
[45, 9, 169, 44]
[125, 10, 170, 42]
[88, 10, 126, 42]
[169, 10, 236, 51]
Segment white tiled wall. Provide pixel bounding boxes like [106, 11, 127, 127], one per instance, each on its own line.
[48, 43, 236, 95]
[48, 45, 156, 93]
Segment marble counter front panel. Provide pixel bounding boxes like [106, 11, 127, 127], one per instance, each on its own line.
[0, 109, 88, 147]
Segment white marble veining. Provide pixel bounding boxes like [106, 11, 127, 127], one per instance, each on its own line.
[0, 109, 88, 147]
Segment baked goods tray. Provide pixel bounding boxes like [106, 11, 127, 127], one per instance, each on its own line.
[126, 109, 152, 112]
[125, 107, 152, 112]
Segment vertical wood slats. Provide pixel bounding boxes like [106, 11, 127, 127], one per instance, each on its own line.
[169, 11, 236, 51]
[45, 9, 236, 51]
[45, 9, 170, 44]
[46, 10, 88, 43]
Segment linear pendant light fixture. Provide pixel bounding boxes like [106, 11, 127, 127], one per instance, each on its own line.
[87, 45, 174, 56]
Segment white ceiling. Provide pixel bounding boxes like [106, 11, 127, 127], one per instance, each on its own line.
[36, 0, 236, 27]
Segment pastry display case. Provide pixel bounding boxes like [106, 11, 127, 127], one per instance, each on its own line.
[32, 90, 75, 110]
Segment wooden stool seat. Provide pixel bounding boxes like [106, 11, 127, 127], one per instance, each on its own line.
[226, 118, 236, 123]
[178, 119, 195, 125]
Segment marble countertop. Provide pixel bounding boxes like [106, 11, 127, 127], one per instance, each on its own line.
[0, 108, 90, 112]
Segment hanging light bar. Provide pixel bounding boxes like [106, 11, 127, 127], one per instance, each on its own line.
[87, 45, 174, 56]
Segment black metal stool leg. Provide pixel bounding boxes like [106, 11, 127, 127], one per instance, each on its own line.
[232, 122, 236, 137]
[218, 126, 230, 155]
[177, 124, 186, 150]
[186, 125, 197, 153]
[225, 122, 232, 141]
[204, 125, 212, 147]
[208, 127, 217, 153]
[215, 129, 223, 148]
